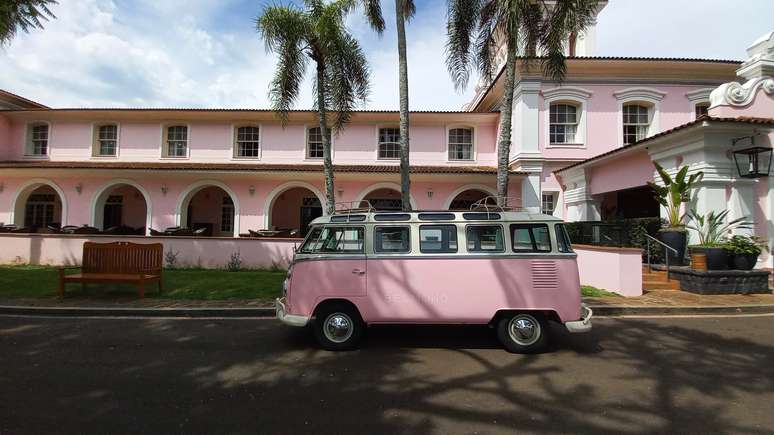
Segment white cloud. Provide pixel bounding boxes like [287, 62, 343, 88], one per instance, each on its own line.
[0, 0, 771, 110]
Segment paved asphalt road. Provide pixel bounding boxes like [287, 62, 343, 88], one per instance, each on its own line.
[1, 314, 774, 434]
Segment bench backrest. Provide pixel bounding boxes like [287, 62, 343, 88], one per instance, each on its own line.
[81, 242, 163, 275]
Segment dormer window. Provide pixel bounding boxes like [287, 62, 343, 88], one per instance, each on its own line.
[622, 104, 650, 144]
[94, 124, 118, 156]
[448, 127, 473, 160]
[26, 123, 49, 156]
[234, 126, 260, 158]
[164, 125, 188, 158]
[378, 127, 400, 160]
[549, 103, 579, 144]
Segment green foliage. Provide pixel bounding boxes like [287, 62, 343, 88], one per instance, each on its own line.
[227, 251, 243, 272]
[647, 163, 703, 228]
[723, 235, 769, 256]
[686, 209, 751, 246]
[581, 285, 620, 298]
[0, 266, 284, 300]
[0, 0, 57, 46]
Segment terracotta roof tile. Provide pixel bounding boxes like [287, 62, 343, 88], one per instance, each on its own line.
[0, 160, 526, 175]
[555, 116, 774, 174]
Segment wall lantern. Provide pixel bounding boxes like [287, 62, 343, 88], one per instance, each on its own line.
[248, 185, 256, 196]
[732, 135, 772, 178]
[75, 183, 83, 194]
[426, 188, 434, 199]
[161, 184, 168, 196]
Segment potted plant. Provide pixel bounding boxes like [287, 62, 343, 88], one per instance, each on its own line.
[647, 163, 703, 265]
[686, 210, 752, 270]
[724, 235, 769, 270]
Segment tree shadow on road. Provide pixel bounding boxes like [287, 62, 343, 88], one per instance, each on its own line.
[1, 316, 773, 434]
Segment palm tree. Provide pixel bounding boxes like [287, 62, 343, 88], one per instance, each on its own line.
[257, 0, 371, 215]
[0, 0, 57, 46]
[446, 0, 597, 206]
[361, 0, 415, 211]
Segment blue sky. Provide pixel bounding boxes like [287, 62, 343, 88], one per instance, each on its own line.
[0, 0, 772, 110]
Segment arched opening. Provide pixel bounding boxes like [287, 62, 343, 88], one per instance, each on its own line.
[92, 182, 150, 235]
[269, 187, 323, 237]
[363, 188, 403, 211]
[178, 183, 239, 237]
[16, 185, 63, 229]
[447, 188, 494, 210]
[12, 180, 67, 230]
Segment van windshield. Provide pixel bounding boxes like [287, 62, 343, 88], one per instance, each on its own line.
[300, 226, 364, 254]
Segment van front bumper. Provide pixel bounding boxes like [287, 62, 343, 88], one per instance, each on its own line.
[275, 298, 310, 327]
[564, 304, 592, 333]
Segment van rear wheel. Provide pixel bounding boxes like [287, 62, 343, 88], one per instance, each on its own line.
[496, 312, 548, 353]
[312, 303, 364, 351]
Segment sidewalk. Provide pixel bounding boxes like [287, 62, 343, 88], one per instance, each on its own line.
[1, 290, 773, 318]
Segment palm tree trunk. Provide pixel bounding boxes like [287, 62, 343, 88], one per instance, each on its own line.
[496, 40, 517, 208]
[395, 0, 411, 211]
[316, 63, 336, 215]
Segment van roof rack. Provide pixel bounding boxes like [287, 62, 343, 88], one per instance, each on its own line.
[333, 200, 375, 215]
[469, 196, 525, 213]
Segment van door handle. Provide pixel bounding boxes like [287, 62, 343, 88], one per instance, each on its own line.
[351, 269, 365, 275]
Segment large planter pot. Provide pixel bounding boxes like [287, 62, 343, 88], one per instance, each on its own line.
[689, 246, 728, 270]
[728, 252, 759, 271]
[658, 230, 686, 266]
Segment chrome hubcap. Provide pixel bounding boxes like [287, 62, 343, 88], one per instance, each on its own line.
[323, 313, 353, 343]
[508, 315, 540, 346]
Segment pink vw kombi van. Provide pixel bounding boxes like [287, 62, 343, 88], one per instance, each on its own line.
[276, 203, 592, 353]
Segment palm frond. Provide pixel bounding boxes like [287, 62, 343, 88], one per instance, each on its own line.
[360, 0, 385, 33]
[0, 0, 57, 46]
[403, 0, 416, 21]
[445, 0, 481, 91]
[537, 0, 597, 81]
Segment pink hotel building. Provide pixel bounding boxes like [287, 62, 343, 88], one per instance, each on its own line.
[0, 4, 772, 273]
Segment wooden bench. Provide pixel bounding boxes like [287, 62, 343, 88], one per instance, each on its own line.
[59, 242, 163, 298]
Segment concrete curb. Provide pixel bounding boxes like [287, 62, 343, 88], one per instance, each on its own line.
[0, 305, 276, 318]
[589, 304, 774, 316]
[1, 303, 774, 318]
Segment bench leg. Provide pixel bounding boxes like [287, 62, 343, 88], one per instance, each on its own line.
[58, 278, 65, 299]
[138, 280, 145, 299]
[158, 279, 163, 295]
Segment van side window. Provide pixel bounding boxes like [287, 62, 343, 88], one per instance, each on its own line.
[510, 224, 552, 252]
[419, 225, 458, 253]
[374, 226, 410, 253]
[555, 223, 574, 253]
[300, 226, 364, 254]
[466, 225, 504, 252]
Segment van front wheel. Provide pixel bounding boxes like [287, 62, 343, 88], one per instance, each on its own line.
[496, 312, 548, 353]
[312, 303, 364, 351]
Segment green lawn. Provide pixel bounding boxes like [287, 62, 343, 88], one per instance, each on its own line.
[0, 266, 285, 300]
[581, 285, 620, 297]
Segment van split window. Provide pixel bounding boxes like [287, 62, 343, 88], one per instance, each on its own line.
[300, 226, 364, 254]
[419, 225, 458, 253]
[555, 223, 574, 253]
[467, 225, 504, 252]
[510, 224, 552, 252]
[374, 226, 410, 253]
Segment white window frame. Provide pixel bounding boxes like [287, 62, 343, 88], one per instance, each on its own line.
[446, 125, 476, 162]
[621, 104, 651, 145]
[304, 124, 335, 161]
[91, 122, 121, 158]
[614, 87, 665, 147]
[24, 121, 51, 158]
[686, 88, 714, 121]
[231, 123, 262, 160]
[376, 125, 401, 161]
[160, 123, 191, 159]
[541, 191, 557, 215]
[542, 87, 591, 149]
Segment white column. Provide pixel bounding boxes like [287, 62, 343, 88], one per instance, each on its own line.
[690, 182, 729, 244]
[729, 180, 756, 236]
[510, 80, 542, 162]
[521, 173, 541, 213]
[766, 176, 774, 268]
[561, 168, 600, 222]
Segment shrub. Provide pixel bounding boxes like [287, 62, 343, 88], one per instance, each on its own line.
[724, 235, 769, 256]
[165, 250, 180, 269]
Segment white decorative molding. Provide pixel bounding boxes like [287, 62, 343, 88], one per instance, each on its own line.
[685, 88, 714, 103]
[541, 86, 593, 101]
[737, 30, 774, 80]
[613, 87, 666, 102]
[709, 76, 774, 107]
